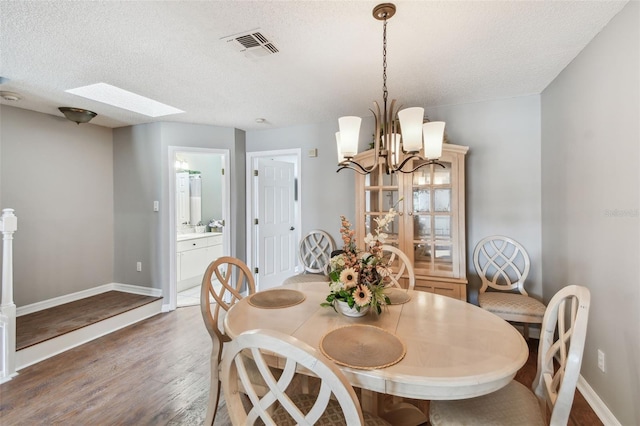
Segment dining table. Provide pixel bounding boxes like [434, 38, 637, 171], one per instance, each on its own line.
[223, 280, 529, 405]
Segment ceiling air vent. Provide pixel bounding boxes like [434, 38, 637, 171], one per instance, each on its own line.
[222, 29, 279, 58]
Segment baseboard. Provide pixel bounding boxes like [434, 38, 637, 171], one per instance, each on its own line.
[17, 283, 162, 316]
[112, 283, 162, 298]
[577, 375, 621, 426]
[17, 284, 114, 316]
[16, 298, 162, 370]
[0, 371, 18, 385]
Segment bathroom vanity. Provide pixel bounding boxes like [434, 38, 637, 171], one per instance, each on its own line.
[176, 232, 223, 292]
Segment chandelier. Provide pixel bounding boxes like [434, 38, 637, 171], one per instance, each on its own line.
[336, 3, 445, 175]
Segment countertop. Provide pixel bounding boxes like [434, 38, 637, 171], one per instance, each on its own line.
[176, 232, 222, 242]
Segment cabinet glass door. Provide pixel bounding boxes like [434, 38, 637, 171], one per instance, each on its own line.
[363, 166, 401, 245]
[411, 160, 454, 275]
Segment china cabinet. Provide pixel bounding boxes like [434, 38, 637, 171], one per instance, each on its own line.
[353, 143, 469, 301]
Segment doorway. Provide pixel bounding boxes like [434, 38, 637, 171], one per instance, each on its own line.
[246, 149, 302, 291]
[168, 147, 230, 310]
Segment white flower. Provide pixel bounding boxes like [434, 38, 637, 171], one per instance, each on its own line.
[363, 232, 376, 246]
[374, 209, 397, 233]
[329, 281, 344, 292]
[377, 232, 388, 243]
[330, 254, 346, 269]
[376, 264, 392, 277]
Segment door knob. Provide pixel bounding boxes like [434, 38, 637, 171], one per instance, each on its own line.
[290, 226, 295, 231]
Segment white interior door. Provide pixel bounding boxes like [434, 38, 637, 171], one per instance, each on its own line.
[256, 158, 296, 290]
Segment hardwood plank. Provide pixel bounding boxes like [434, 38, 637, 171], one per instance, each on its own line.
[3, 306, 212, 425]
[1, 306, 603, 425]
[16, 291, 161, 350]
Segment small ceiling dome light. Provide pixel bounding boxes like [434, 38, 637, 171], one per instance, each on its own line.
[58, 107, 97, 124]
[255, 118, 267, 124]
[0, 91, 22, 101]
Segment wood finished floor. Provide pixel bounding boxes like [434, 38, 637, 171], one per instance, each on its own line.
[2, 305, 602, 425]
[16, 291, 162, 350]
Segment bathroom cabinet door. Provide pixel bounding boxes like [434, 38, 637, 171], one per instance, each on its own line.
[180, 247, 210, 282]
[177, 235, 224, 292]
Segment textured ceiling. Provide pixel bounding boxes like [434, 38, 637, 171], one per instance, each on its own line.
[0, 1, 628, 130]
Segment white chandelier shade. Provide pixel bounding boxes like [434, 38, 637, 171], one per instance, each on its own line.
[397, 107, 425, 152]
[423, 121, 446, 159]
[337, 116, 362, 158]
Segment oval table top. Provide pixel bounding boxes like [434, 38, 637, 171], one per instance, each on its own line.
[224, 281, 529, 401]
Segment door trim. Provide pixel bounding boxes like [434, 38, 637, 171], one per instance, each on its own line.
[167, 146, 230, 311]
[246, 149, 302, 289]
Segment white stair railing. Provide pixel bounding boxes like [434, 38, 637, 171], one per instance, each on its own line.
[1, 208, 17, 383]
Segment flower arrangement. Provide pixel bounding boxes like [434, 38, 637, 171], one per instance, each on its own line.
[321, 208, 399, 314]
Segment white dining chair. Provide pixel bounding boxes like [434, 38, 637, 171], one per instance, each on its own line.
[283, 230, 335, 284]
[221, 328, 390, 425]
[299, 229, 336, 273]
[473, 235, 546, 338]
[381, 245, 415, 290]
[429, 285, 591, 426]
[199, 256, 256, 425]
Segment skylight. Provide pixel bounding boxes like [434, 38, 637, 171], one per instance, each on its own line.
[66, 83, 184, 117]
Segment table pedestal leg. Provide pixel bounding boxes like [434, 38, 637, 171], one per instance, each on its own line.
[360, 389, 382, 414]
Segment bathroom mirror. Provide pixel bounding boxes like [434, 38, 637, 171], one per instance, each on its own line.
[175, 152, 224, 234]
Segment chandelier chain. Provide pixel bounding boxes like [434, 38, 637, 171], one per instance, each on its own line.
[382, 18, 388, 104]
[336, 3, 445, 175]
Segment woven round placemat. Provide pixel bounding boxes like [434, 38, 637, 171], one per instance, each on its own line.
[319, 325, 406, 370]
[247, 289, 306, 309]
[384, 288, 411, 305]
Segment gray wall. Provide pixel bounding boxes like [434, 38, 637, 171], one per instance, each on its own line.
[426, 97, 542, 303]
[0, 110, 246, 307]
[247, 97, 543, 304]
[246, 121, 361, 246]
[0, 106, 114, 306]
[541, 2, 639, 424]
[112, 123, 162, 288]
[113, 122, 246, 302]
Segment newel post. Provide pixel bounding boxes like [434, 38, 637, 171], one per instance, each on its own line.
[1, 208, 18, 383]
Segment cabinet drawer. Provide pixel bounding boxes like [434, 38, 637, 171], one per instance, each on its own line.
[177, 238, 209, 252]
[415, 277, 467, 301]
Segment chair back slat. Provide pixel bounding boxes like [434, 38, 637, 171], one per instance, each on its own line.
[299, 230, 335, 274]
[473, 235, 531, 295]
[533, 285, 591, 425]
[381, 245, 415, 290]
[222, 329, 365, 425]
[200, 256, 256, 425]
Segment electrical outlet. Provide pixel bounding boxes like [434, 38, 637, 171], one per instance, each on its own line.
[597, 349, 605, 372]
[136, 261, 142, 272]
